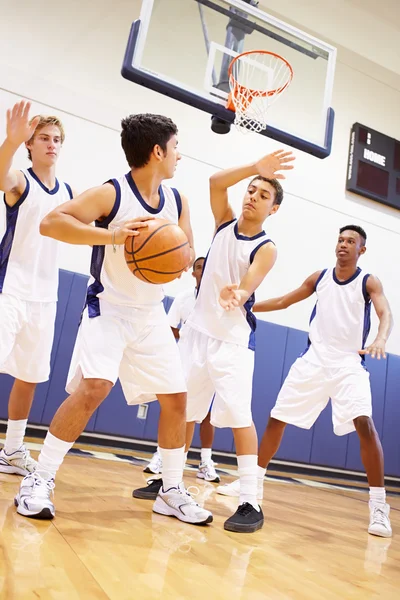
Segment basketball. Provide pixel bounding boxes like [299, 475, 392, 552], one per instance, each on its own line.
[124, 218, 191, 284]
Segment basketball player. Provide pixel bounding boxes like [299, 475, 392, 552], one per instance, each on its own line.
[220, 225, 393, 538]
[14, 113, 212, 527]
[145, 256, 220, 484]
[136, 150, 294, 533]
[0, 100, 73, 476]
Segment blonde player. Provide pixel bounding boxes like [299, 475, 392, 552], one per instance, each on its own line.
[14, 113, 212, 527]
[0, 101, 73, 476]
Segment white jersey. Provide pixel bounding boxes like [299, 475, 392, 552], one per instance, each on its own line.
[0, 168, 72, 302]
[86, 172, 182, 319]
[302, 267, 371, 368]
[168, 287, 196, 328]
[186, 219, 273, 349]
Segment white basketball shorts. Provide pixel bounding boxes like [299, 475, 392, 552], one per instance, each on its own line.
[180, 326, 255, 429]
[0, 293, 56, 383]
[271, 356, 372, 436]
[66, 305, 187, 405]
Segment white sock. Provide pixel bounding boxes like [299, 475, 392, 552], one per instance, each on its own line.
[4, 419, 28, 454]
[160, 446, 185, 491]
[369, 487, 386, 506]
[201, 448, 212, 463]
[156, 446, 161, 456]
[183, 451, 188, 468]
[37, 432, 74, 480]
[238, 454, 259, 511]
[257, 465, 266, 481]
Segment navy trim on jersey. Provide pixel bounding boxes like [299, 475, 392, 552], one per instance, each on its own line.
[215, 218, 236, 236]
[27, 167, 59, 195]
[361, 274, 372, 360]
[314, 268, 327, 290]
[125, 172, 165, 214]
[333, 266, 361, 285]
[96, 179, 121, 228]
[234, 221, 266, 241]
[65, 183, 73, 199]
[0, 176, 30, 292]
[171, 188, 182, 219]
[249, 238, 274, 264]
[362, 273, 371, 303]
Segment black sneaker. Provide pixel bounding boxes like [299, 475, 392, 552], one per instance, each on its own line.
[132, 478, 163, 500]
[224, 502, 264, 533]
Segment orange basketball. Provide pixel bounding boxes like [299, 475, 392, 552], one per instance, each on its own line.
[124, 218, 191, 284]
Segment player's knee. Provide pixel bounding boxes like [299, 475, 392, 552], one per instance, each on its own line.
[268, 416, 287, 431]
[354, 415, 375, 439]
[80, 379, 112, 410]
[159, 392, 187, 417]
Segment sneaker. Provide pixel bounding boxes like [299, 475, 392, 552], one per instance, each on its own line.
[143, 451, 162, 474]
[368, 502, 392, 538]
[197, 460, 220, 483]
[224, 502, 264, 533]
[14, 472, 55, 520]
[216, 478, 264, 501]
[0, 445, 38, 476]
[133, 477, 163, 500]
[153, 482, 213, 525]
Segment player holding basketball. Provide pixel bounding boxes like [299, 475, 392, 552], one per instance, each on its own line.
[145, 256, 220, 484]
[0, 101, 73, 477]
[14, 113, 212, 527]
[220, 225, 393, 537]
[183, 149, 294, 533]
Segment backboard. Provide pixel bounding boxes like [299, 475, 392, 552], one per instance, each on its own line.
[121, 0, 337, 158]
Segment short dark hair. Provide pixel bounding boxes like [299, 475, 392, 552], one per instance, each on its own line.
[193, 257, 205, 270]
[249, 176, 283, 205]
[121, 114, 178, 168]
[339, 225, 367, 245]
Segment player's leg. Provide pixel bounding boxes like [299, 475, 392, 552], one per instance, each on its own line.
[14, 310, 126, 519]
[197, 409, 219, 483]
[0, 296, 40, 475]
[125, 322, 212, 525]
[331, 366, 391, 537]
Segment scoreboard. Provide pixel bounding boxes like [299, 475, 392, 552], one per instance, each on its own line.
[346, 123, 400, 210]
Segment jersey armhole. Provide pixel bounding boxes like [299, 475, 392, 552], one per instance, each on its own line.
[95, 179, 121, 228]
[171, 188, 182, 219]
[64, 182, 73, 200]
[362, 273, 371, 302]
[249, 239, 274, 264]
[314, 268, 327, 291]
[3, 172, 30, 213]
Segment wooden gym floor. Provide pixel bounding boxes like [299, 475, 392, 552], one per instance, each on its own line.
[0, 439, 399, 600]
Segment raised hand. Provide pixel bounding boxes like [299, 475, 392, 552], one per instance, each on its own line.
[113, 216, 154, 245]
[6, 101, 41, 147]
[255, 149, 295, 180]
[219, 284, 241, 311]
[359, 338, 387, 360]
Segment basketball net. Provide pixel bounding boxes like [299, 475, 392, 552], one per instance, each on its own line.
[227, 50, 293, 134]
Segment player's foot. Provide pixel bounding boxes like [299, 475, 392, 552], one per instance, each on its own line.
[224, 503, 264, 533]
[368, 502, 392, 538]
[153, 482, 213, 525]
[143, 451, 162, 474]
[197, 460, 220, 483]
[14, 472, 55, 520]
[132, 477, 163, 500]
[0, 445, 38, 476]
[216, 478, 264, 500]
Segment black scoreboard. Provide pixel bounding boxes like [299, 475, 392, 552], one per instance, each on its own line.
[346, 123, 400, 210]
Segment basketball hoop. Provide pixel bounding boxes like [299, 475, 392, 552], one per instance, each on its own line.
[227, 50, 293, 133]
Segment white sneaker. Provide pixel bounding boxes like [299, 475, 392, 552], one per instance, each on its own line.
[216, 478, 264, 501]
[14, 472, 55, 519]
[197, 460, 220, 483]
[0, 445, 38, 476]
[368, 502, 392, 538]
[144, 451, 163, 474]
[153, 482, 213, 525]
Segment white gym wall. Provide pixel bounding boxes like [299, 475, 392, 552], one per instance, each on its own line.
[0, 0, 399, 351]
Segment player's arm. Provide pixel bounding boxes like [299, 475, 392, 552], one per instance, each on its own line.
[209, 150, 295, 229]
[0, 101, 40, 206]
[40, 184, 152, 246]
[178, 193, 195, 267]
[359, 276, 393, 359]
[219, 242, 277, 310]
[252, 271, 323, 312]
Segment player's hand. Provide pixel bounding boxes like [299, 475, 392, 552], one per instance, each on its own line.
[6, 101, 41, 147]
[219, 284, 241, 311]
[359, 338, 387, 360]
[255, 149, 295, 180]
[113, 217, 154, 245]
